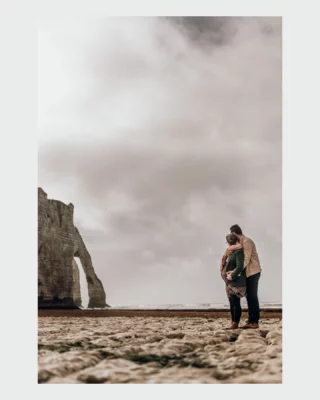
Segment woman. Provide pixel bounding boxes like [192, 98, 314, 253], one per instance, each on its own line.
[220, 234, 246, 329]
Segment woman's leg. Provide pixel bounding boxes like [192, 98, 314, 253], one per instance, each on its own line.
[230, 295, 242, 324]
[228, 296, 235, 322]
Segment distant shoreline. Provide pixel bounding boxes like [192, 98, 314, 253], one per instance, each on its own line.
[38, 308, 282, 319]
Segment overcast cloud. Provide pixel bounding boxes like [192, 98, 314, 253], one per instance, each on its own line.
[38, 17, 282, 306]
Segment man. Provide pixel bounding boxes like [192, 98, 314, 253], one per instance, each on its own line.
[227, 224, 262, 329]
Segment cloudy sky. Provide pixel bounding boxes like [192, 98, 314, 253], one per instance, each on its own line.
[38, 17, 282, 307]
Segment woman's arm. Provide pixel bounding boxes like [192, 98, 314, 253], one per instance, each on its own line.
[220, 251, 227, 271]
[230, 251, 244, 280]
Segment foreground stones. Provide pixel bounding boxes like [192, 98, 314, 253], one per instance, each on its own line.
[38, 188, 107, 309]
[38, 317, 282, 383]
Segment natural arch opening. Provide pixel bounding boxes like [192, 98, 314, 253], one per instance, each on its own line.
[73, 257, 89, 308]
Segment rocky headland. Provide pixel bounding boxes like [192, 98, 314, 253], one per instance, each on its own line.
[38, 188, 107, 309]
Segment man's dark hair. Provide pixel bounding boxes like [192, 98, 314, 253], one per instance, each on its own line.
[230, 224, 243, 235]
[226, 234, 240, 245]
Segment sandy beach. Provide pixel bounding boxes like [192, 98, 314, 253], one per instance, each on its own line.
[38, 314, 282, 384]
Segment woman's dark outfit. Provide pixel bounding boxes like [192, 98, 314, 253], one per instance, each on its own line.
[221, 249, 247, 324]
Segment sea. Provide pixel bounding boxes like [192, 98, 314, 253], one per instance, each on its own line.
[86, 302, 282, 310]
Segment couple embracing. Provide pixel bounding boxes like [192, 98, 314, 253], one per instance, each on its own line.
[220, 224, 262, 330]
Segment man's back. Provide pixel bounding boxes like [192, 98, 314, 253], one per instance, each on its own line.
[240, 235, 262, 277]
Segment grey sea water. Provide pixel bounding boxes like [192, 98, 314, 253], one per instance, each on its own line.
[86, 302, 282, 310]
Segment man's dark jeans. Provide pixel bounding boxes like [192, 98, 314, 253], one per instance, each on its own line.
[246, 272, 261, 324]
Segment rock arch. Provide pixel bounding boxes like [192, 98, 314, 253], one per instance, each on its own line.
[38, 187, 108, 309]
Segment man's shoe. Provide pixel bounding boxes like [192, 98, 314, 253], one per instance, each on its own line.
[242, 322, 259, 329]
[226, 322, 239, 330]
[240, 320, 251, 329]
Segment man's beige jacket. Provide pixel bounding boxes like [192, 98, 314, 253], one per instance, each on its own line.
[240, 235, 262, 277]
